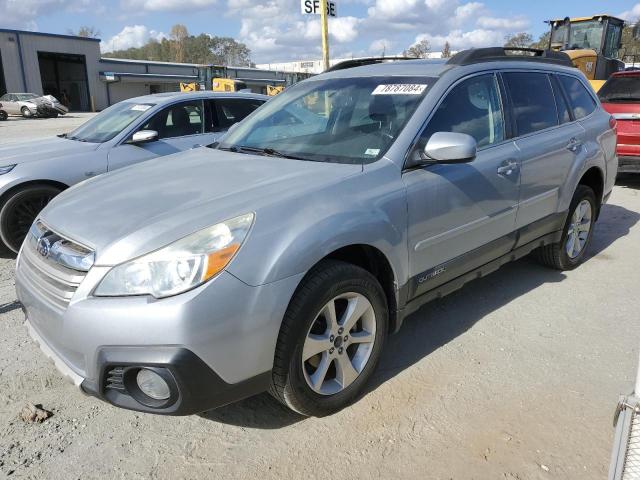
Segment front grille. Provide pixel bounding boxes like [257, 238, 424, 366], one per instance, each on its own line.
[105, 367, 125, 392]
[17, 221, 94, 311]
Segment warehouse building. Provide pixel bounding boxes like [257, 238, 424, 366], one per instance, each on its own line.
[0, 28, 305, 111]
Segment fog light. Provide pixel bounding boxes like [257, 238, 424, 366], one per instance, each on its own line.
[136, 369, 170, 400]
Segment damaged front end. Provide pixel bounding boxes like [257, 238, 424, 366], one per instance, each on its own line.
[33, 95, 69, 117]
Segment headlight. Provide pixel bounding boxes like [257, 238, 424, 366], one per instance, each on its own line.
[94, 213, 254, 298]
[0, 164, 16, 175]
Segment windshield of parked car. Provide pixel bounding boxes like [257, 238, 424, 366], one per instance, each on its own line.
[16, 94, 39, 101]
[67, 101, 156, 143]
[598, 76, 640, 102]
[218, 76, 434, 164]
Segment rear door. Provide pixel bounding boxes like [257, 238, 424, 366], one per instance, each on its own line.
[503, 71, 586, 229]
[205, 97, 265, 139]
[403, 73, 521, 297]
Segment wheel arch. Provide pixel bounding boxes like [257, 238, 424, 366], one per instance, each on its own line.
[578, 166, 604, 218]
[304, 244, 400, 334]
[0, 180, 69, 210]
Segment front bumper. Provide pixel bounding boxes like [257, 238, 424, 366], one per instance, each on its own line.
[16, 258, 303, 415]
[618, 156, 640, 174]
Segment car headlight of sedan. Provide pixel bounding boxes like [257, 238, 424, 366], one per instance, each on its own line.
[95, 213, 254, 298]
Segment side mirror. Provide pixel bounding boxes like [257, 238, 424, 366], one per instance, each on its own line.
[129, 130, 158, 144]
[423, 132, 477, 164]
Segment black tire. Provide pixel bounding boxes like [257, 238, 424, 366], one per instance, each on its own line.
[48, 113, 59, 118]
[534, 185, 597, 270]
[20, 106, 32, 118]
[0, 185, 62, 253]
[270, 259, 389, 417]
[0, 111, 7, 121]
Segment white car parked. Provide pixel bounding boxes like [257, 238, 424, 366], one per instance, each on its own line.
[0, 91, 267, 252]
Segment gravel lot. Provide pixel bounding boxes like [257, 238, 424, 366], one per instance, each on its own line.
[0, 116, 639, 479]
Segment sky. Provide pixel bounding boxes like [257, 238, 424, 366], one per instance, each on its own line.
[2, 0, 640, 63]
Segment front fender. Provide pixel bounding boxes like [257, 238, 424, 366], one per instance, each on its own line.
[227, 160, 408, 289]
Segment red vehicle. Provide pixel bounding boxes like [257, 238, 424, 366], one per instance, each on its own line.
[599, 71, 640, 173]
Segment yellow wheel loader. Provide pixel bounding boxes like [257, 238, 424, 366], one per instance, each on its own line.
[180, 65, 248, 93]
[547, 15, 625, 92]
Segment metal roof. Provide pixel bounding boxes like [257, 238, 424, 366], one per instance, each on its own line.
[0, 28, 101, 42]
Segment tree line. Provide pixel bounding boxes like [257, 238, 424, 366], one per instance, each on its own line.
[69, 24, 252, 66]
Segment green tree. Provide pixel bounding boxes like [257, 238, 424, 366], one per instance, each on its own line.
[403, 39, 431, 58]
[620, 23, 640, 63]
[105, 25, 252, 66]
[504, 32, 533, 48]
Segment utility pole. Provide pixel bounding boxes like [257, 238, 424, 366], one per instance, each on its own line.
[320, 0, 330, 70]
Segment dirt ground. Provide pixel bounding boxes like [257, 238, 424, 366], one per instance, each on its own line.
[0, 117, 639, 479]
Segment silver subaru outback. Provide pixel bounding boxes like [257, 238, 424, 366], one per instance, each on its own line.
[16, 48, 617, 417]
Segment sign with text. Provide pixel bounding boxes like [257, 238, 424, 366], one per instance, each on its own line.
[301, 0, 337, 17]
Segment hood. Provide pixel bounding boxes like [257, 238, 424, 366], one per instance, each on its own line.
[0, 137, 99, 165]
[40, 148, 362, 265]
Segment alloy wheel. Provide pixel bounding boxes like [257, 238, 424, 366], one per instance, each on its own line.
[302, 292, 376, 395]
[565, 199, 592, 259]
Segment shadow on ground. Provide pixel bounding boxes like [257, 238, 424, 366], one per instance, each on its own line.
[200, 203, 639, 428]
[617, 174, 640, 190]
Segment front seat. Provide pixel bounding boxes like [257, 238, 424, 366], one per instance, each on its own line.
[167, 106, 193, 137]
[369, 95, 397, 137]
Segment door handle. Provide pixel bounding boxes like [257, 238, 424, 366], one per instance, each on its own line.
[566, 137, 582, 152]
[497, 160, 518, 176]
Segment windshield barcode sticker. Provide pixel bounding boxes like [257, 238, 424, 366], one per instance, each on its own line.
[372, 84, 427, 95]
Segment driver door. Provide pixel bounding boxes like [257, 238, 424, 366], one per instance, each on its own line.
[402, 73, 521, 298]
[107, 100, 211, 171]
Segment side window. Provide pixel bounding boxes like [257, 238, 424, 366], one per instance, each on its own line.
[558, 75, 597, 120]
[550, 75, 572, 124]
[503, 72, 558, 136]
[0, 94, 8, 102]
[207, 98, 265, 132]
[417, 74, 504, 151]
[141, 101, 203, 139]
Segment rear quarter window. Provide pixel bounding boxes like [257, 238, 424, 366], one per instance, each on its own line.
[558, 75, 597, 119]
[503, 72, 559, 136]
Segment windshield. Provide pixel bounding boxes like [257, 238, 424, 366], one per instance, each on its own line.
[598, 76, 640, 102]
[16, 94, 39, 101]
[568, 20, 604, 51]
[67, 102, 155, 143]
[218, 76, 434, 164]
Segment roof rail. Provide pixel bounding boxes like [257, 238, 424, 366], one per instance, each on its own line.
[447, 47, 574, 68]
[325, 56, 413, 72]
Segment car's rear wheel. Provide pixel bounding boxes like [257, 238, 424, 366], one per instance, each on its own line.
[0, 111, 7, 121]
[534, 185, 597, 270]
[270, 260, 388, 416]
[20, 106, 32, 118]
[0, 185, 62, 253]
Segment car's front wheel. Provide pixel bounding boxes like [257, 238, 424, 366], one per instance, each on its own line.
[270, 260, 388, 416]
[20, 106, 33, 118]
[0, 185, 62, 253]
[0, 111, 7, 121]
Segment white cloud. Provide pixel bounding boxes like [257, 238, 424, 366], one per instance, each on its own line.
[369, 38, 393, 54]
[122, 0, 216, 11]
[476, 16, 529, 31]
[228, 0, 532, 62]
[415, 28, 504, 50]
[101, 25, 167, 52]
[0, 0, 92, 30]
[619, 4, 640, 21]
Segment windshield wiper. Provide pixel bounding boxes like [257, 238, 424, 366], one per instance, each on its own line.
[239, 146, 306, 160]
[57, 133, 67, 138]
